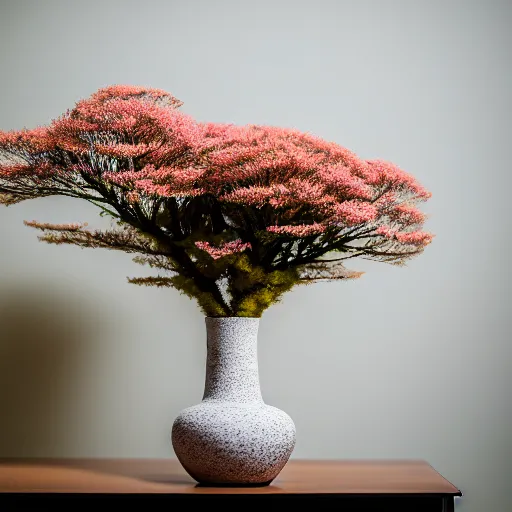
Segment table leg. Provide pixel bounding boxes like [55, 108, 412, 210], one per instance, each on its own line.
[442, 497, 454, 511]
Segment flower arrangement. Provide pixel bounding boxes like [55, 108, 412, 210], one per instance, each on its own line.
[0, 86, 433, 317]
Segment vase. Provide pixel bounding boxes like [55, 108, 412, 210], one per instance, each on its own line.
[171, 316, 296, 486]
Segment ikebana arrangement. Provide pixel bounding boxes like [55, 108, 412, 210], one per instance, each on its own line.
[0, 86, 433, 485]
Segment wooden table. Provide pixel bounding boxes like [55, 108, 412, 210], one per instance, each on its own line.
[0, 458, 462, 510]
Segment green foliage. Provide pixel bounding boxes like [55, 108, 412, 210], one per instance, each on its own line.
[128, 276, 175, 287]
[227, 254, 300, 317]
[129, 273, 225, 317]
[167, 275, 226, 317]
[128, 250, 302, 317]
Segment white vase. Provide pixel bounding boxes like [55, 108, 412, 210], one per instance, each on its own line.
[171, 317, 296, 486]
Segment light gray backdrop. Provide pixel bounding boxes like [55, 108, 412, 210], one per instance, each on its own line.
[0, 1, 510, 510]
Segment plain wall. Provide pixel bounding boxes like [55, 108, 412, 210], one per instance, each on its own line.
[0, 1, 510, 510]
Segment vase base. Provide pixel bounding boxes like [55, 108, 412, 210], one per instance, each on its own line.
[195, 480, 273, 488]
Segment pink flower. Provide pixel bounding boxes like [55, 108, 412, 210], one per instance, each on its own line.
[375, 225, 397, 238]
[318, 164, 373, 200]
[332, 200, 378, 225]
[220, 186, 284, 207]
[195, 240, 252, 259]
[395, 231, 434, 245]
[266, 223, 326, 237]
[366, 159, 432, 199]
[376, 225, 434, 246]
[126, 190, 140, 204]
[89, 85, 183, 108]
[134, 179, 204, 197]
[389, 203, 426, 225]
[94, 143, 158, 159]
[0, 84, 434, 269]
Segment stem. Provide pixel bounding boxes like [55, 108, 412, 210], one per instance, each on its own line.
[130, 201, 232, 315]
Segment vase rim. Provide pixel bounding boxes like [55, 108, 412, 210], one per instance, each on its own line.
[205, 316, 260, 319]
[205, 316, 260, 321]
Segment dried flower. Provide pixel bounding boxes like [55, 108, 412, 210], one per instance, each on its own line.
[0, 85, 434, 317]
[195, 240, 252, 259]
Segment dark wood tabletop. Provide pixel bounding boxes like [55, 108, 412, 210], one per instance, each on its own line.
[0, 458, 462, 509]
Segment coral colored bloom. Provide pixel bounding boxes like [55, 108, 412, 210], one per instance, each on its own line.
[266, 223, 326, 237]
[389, 203, 426, 225]
[0, 84, 434, 318]
[375, 225, 397, 238]
[195, 240, 252, 259]
[366, 159, 432, 199]
[376, 225, 434, 246]
[126, 190, 140, 204]
[395, 231, 434, 245]
[332, 200, 378, 225]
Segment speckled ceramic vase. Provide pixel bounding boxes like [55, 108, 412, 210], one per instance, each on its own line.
[171, 317, 296, 486]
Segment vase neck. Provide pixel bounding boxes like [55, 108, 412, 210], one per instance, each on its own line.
[202, 317, 263, 403]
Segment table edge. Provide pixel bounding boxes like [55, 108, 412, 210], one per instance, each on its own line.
[0, 458, 463, 497]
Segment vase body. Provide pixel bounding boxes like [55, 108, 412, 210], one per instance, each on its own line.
[171, 317, 296, 485]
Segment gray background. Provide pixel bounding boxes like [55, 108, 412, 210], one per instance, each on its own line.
[0, 0, 510, 510]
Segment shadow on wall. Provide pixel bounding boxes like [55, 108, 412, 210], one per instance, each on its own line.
[0, 281, 105, 457]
